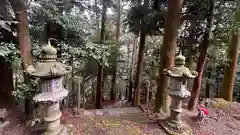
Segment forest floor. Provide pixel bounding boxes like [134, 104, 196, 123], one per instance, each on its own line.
[1, 99, 240, 135]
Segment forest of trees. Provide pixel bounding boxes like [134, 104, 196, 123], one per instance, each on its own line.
[0, 0, 240, 124]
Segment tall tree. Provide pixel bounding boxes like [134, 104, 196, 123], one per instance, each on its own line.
[128, 37, 137, 102]
[154, 0, 184, 113]
[185, 19, 197, 89]
[110, 0, 121, 100]
[9, 0, 33, 68]
[133, 0, 149, 106]
[219, 29, 240, 101]
[188, 0, 215, 111]
[96, 0, 107, 109]
[9, 0, 34, 119]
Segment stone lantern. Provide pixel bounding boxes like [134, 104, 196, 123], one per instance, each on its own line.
[160, 53, 198, 135]
[26, 40, 74, 134]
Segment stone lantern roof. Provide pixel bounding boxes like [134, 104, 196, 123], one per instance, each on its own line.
[163, 53, 198, 79]
[26, 40, 72, 78]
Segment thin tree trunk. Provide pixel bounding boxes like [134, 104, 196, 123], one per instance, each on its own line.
[134, 30, 146, 106]
[205, 68, 212, 98]
[187, 32, 210, 111]
[125, 39, 131, 99]
[215, 67, 223, 98]
[188, 0, 214, 111]
[71, 56, 75, 107]
[133, 0, 149, 106]
[96, 63, 103, 109]
[219, 29, 240, 101]
[95, 0, 99, 30]
[92, 77, 95, 101]
[110, 68, 117, 100]
[128, 37, 137, 102]
[186, 19, 197, 89]
[110, 0, 121, 101]
[126, 39, 131, 77]
[10, 0, 34, 119]
[96, 0, 107, 109]
[92, 0, 98, 103]
[154, 0, 184, 113]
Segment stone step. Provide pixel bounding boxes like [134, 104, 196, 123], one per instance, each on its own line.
[101, 111, 154, 123]
[83, 107, 143, 116]
[82, 107, 154, 123]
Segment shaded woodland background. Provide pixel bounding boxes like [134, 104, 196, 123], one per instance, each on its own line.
[0, 0, 239, 120]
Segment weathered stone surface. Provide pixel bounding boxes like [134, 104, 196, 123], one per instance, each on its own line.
[27, 40, 73, 135]
[160, 119, 192, 135]
[160, 53, 198, 135]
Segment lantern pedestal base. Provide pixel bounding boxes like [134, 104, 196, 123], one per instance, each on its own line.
[44, 124, 74, 135]
[159, 119, 192, 135]
[32, 124, 74, 135]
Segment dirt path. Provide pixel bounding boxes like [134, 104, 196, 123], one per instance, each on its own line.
[1, 103, 240, 135]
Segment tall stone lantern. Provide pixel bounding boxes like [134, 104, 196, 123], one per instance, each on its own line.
[160, 53, 198, 135]
[26, 40, 74, 134]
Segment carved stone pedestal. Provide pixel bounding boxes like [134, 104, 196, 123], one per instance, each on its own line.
[33, 102, 74, 135]
[159, 98, 192, 135]
[32, 123, 74, 135]
[160, 119, 192, 135]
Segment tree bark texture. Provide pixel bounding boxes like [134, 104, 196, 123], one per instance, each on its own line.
[134, 30, 146, 106]
[154, 0, 184, 113]
[10, 0, 33, 68]
[133, 0, 149, 106]
[188, 0, 214, 111]
[10, 0, 34, 119]
[128, 37, 137, 102]
[219, 29, 240, 101]
[96, 63, 103, 109]
[205, 68, 212, 98]
[96, 0, 107, 109]
[110, 67, 117, 100]
[186, 19, 197, 89]
[110, 0, 121, 101]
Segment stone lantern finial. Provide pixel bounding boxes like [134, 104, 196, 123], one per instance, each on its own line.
[41, 39, 58, 61]
[175, 51, 186, 66]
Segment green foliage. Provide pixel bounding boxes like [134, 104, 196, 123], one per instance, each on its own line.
[0, 42, 17, 59]
[29, 0, 94, 42]
[12, 82, 30, 105]
[126, 4, 164, 36]
[28, 0, 117, 69]
[0, 42, 21, 70]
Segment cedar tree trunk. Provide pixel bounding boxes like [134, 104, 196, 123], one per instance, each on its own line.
[110, 0, 121, 100]
[10, 0, 34, 119]
[128, 37, 137, 102]
[154, 0, 184, 113]
[96, 0, 107, 109]
[219, 29, 240, 101]
[188, 0, 214, 111]
[134, 30, 146, 106]
[133, 0, 149, 106]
